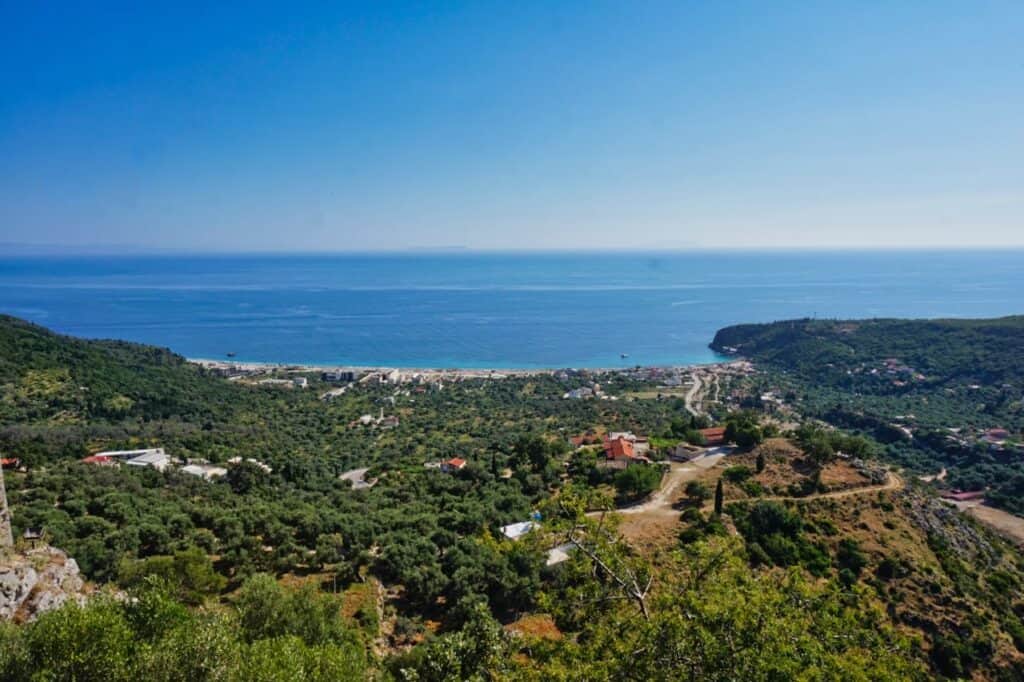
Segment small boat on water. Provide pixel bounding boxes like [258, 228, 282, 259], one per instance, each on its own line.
[620, 353, 629, 359]
[226, 352, 237, 358]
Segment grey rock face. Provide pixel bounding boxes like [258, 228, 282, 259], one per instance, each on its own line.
[0, 546, 86, 622]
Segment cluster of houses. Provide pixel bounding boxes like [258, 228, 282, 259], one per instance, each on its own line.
[360, 368, 510, 387]
[203, 362, 366, 388]
[79, 448, 271, 481]
[203, 363, 269, 379]
[569, 431, 653, 468]
[843, 358, 926, 388]
[568, 426, 727, 468]
[563, 383, 617, 401]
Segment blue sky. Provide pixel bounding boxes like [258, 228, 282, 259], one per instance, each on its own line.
[1, 1, 1022, 251]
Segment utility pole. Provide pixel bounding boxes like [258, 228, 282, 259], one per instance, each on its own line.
[0, 459, 13, 547]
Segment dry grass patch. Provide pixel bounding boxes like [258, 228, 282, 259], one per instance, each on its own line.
[506, 613, 563, 641]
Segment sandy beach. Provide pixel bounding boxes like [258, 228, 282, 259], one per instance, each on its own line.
[189, 357, 753, 382]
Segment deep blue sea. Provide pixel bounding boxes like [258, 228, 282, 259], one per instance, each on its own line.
[1, 251, 1021, 368]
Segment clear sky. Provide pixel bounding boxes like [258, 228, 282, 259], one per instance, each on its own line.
[1, 1, 1022, 252]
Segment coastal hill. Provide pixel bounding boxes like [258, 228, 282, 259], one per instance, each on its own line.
[711, 316, 1024, 389]
[0, 314, 238, 425]
[711, 315, 1024, 513]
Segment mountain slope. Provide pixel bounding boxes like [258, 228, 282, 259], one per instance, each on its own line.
[711, 316, 1024, 388]
[0, 315, 238, 424]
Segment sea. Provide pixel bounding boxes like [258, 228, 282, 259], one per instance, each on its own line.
[1, 250, 1021, 369]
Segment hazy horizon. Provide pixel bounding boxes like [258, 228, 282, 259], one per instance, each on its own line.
[3, 2, 1022, 251]
[6, 242, 1024, 257]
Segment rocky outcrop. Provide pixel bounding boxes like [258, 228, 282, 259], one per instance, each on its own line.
[0, 545, 88, 622]
[904, 492, 1000, 566]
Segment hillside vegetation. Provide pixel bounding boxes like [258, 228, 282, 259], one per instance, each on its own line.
[4, 316, 1024, 679]
[712, 316, 1024, 393]
[712, 316, 1024, 513]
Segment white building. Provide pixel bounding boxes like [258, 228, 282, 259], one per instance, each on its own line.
[94, 448, 166, 460]
[125, 451, 171, 472]
[500, 521, 535, 541]
[181, 464, 228, 480]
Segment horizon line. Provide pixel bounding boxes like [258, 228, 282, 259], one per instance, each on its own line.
[4, 243, 1024, 258]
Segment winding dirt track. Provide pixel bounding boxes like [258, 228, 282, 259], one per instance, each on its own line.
[609, 461, 904, 550]
[758, 471, 903, 503]
[606, 464, 903, 525]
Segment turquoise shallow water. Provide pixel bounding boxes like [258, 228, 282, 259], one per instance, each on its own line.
[1, 250, 1021, 368]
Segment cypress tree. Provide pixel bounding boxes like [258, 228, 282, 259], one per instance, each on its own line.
[714, 478, 724, 515]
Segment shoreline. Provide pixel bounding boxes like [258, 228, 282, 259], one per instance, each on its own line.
[188, 356, 748, 377]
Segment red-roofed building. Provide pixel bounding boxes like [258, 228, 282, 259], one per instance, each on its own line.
[0, 457, 20, 469]
[699, 427, 727, 447]
[607, 437, 635, 459]
[600, 436, 650, 469]
[942, 489, 986, 502]
[569, 432, 602, 448]
[81, 454, 118, 466]
[442, 457, 467, 473]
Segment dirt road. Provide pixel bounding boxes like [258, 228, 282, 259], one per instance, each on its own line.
[683, 373, 703, 416]
[949, 499, 1024, 547]
[602, 451, 727, 518]
[757, 471, 903, 503]
[611, 457, 902, 550]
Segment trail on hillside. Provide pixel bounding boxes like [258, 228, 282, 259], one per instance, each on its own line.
[610, 466, 902, 525]
[756, 471, 903, 503]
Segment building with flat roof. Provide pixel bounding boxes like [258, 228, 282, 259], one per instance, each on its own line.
[94, 447, 166, 459]
[125, 451, 171, 472]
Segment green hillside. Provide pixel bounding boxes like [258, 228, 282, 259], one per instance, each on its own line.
[711, 316, 1024, 389]
[712, 316, 1024, 514]
[5, 316, 1024, 679]
[0, 314, 240, 424]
